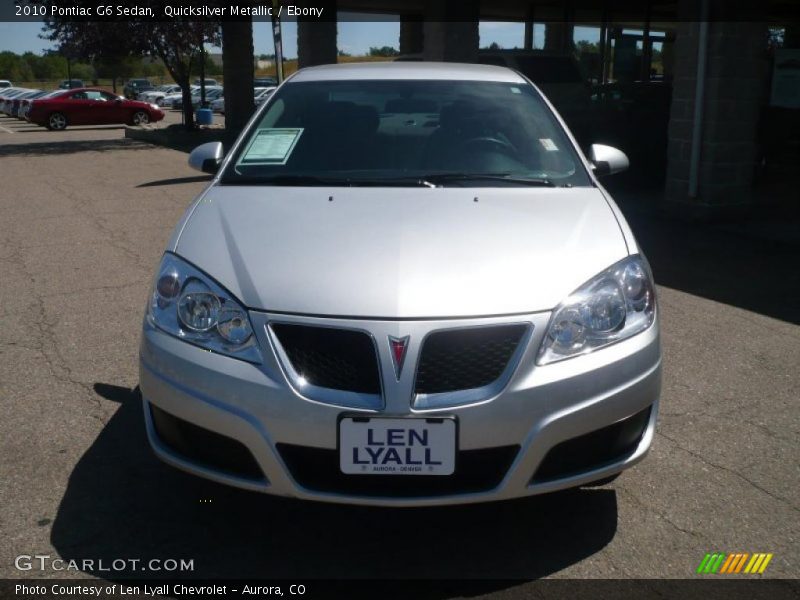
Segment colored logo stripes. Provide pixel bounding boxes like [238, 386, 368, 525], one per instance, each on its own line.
[697, 552, 774, 574]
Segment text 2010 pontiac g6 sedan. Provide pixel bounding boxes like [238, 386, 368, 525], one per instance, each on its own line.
[139, 62, 660, 506]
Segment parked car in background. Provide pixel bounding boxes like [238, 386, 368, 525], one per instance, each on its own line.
[124, 78, 153, 99]
[211, 87, 274, 114]
[169, 86, 222, 110]
[27, 88, 164, 130]
[191, 86, 224, 109]
[0, 80, 12, 88]
[194, 78, 219, 86]
[9, 89, 45, 118]
[162, 86, 199, 109]
[253, 77, 277, 87]
[0, 88, 32, 114]
[254, 86, 276, 106]
[58, 79, 85, 89]
[20, 90, 61, 121]
[140, 84, 181, 105]
[141, 62, 659, 505]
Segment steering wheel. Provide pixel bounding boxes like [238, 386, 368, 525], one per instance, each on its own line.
[460, 136, 518, 157]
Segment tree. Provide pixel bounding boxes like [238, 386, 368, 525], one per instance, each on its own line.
[42, 4, 219, 129]
[576, 40, 600, 54]
[368, 46, 400, 57]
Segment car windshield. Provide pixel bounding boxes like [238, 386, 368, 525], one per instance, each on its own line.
[222, 79, 589, 187]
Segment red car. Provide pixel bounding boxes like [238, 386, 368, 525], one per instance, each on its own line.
[27, 88, 165, 130]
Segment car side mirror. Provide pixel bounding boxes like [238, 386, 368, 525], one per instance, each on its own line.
[589, 144, 629, 176]
[188, 141, 224, 174]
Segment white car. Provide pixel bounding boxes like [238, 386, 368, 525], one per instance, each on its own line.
[141, 85, 181, 105]
[140, 62, 660, 506]
[212, 87, 276, 114]
[255, 86, 276, 106]
[162, 86, 199, 109]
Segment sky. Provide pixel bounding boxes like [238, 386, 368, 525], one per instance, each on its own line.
[0, 18, 600, 58]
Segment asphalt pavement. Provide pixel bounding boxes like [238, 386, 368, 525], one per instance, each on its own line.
[0, 114, 797, 589]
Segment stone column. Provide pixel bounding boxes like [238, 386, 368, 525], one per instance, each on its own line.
[544, 22, 574, 53]
[665, 21, 770, 216]
[400, 15, 424, 55]
[422, 0, 479, 63]
[297, 1, 338, 69]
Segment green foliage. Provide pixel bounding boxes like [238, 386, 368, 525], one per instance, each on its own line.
[575, 40, 600, 54]
[368, 46, 399, 57]
[0, 50, 93, 82]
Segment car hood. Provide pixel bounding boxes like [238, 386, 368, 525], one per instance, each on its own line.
[174, 186, 628, 318]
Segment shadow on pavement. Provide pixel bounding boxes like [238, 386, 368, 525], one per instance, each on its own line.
[0, 138, 151, 157]
[137, 175, 212, 187]
[16, 125, 126, 133]
[622, 211, 800, 325]
[50, 384, 617, 587]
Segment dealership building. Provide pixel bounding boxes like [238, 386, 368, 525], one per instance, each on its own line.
[287, 0, 799, 219]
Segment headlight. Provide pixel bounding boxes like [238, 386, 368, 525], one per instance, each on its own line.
[149, 103, 159, 111]
[537, 255, 655, 365]
[146, 253, 262, 363]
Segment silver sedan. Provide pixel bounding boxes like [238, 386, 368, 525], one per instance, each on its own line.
[139, 62, 661, 506]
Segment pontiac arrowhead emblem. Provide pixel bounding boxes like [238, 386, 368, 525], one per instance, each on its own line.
[388, 335, 410, 380]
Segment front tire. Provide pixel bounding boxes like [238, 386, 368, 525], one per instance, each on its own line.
[47, 112, 67, 131]
[131, 110, 150, 125]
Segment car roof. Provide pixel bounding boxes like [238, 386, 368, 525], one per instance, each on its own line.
[290, 61, 526, 83]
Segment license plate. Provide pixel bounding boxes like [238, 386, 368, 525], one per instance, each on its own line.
[339, 417, 456, 475]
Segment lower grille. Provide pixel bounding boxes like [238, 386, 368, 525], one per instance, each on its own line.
[277, 444, 519, 497]
[271, 323, 381, 394]
[532, 406, 652, 483]
[149, 405, 264, 481]
[415, 324, 528, 394]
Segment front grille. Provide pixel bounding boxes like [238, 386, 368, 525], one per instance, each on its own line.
[277, 444, 519, 497]
[414, 324, 528, 394]
[149, 405, 265, 481]
[532, 406, 652, 483]
[271, 324, 381, 394]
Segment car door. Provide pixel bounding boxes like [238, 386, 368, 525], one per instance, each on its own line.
[64, 91, 93, 125]
[98, 91, 128, 123]
[79, 90, 113, 124]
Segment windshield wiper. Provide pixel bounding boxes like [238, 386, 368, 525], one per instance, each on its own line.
[418, 173, 556, 187]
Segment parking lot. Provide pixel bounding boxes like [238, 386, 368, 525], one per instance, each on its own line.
[0, 115, 797, 587]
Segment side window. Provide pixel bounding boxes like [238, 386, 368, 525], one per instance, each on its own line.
[100, 91, 118, 102]
[85, 91, 104, 101]
[71, 92, 87, 100]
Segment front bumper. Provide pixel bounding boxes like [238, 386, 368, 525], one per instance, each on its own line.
[139, 310, 661, 506]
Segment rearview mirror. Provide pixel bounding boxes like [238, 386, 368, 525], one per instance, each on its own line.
[188, 141, 223, 174]
[589, 144, 629, 176]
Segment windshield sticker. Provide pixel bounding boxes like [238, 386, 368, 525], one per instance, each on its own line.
[539, 138, 559, 151]
[510, 87, 522, 94]
[238, 128, 303, 166]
